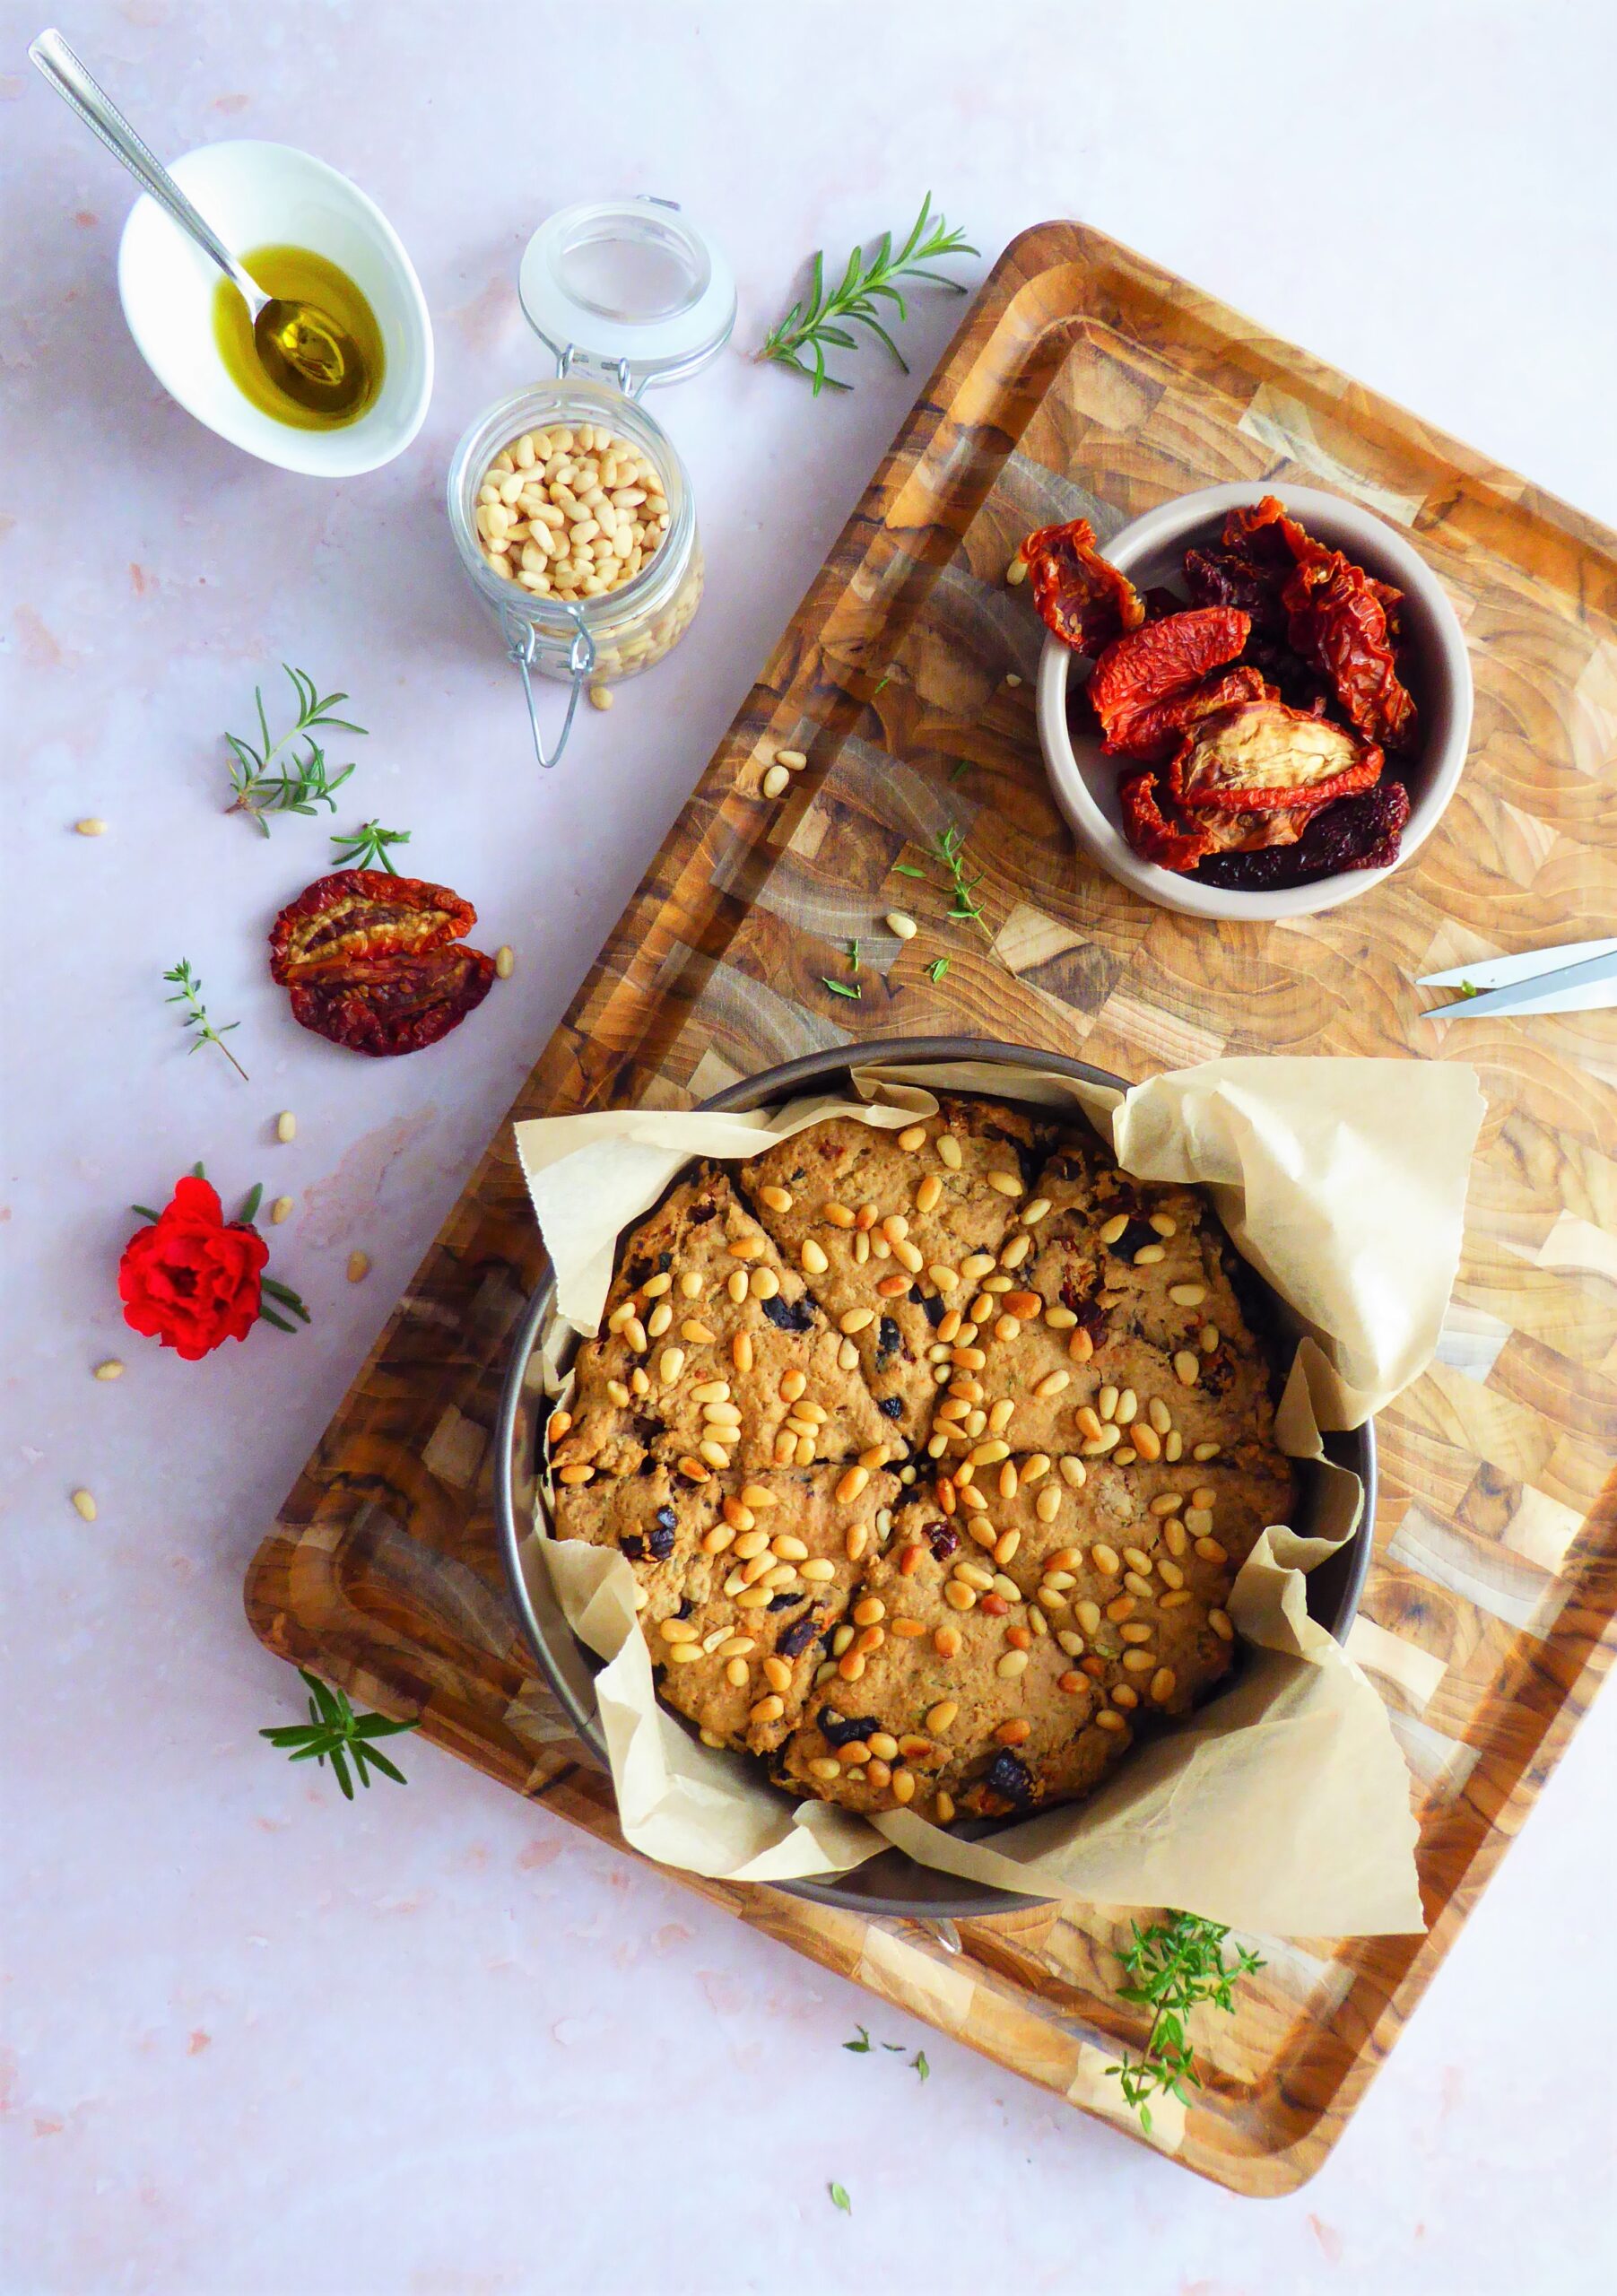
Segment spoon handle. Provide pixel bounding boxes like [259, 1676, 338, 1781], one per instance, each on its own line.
[29, 28, 265, 317]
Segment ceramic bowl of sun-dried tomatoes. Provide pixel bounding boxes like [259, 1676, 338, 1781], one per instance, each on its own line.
[1030, 484, 1472, 919]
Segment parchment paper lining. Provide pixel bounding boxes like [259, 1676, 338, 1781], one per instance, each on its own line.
[514, 1056, 1482, 1934]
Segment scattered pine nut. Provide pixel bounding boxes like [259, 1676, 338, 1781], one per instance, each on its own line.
[274, 1111, 297, 1144]
[588, 683, 613, 710]
[1004, 672, 1022, 687]
[92, 1359, 125, 1381]
[761, 763, 789, 799]
[495, 945, 516, 978]
[775, 749, 807, 770]
[74, 817, 108, 836]
[346, 1250, 370, 1283]
[71, 1489, 98, 1521]
[885, 911, 917, 940]
[1006, 555, 1028, 586]
[270, 1196, 294, 1225]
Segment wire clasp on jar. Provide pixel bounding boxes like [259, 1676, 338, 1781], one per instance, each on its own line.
[502, 606, 596, 771]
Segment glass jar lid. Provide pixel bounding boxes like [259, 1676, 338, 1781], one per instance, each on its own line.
[518, 196, 735, 392]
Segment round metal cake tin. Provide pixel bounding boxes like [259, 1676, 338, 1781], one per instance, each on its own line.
[494, 1036, 1376, 1921]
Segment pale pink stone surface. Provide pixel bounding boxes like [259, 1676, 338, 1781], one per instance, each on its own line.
[4, 3, 1616, 2291]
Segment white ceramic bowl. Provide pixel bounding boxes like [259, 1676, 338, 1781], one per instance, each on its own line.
[1035, 483, 1473, 920]
[117, 139, 433, 477]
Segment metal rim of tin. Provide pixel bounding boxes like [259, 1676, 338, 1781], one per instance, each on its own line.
[493, 1036, 1378, 1921]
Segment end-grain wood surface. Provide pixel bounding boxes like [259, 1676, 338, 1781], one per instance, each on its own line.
[247, 222, 1617, 2194]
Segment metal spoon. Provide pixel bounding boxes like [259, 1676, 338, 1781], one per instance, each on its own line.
[29, 28, 366, 416]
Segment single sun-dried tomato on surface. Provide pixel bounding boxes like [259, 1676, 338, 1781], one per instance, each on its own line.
[1087, 607, 1251, 761]
[1282, 551, 1418, 753]
[1021, 517, 1145, 654]
[1118, 771, 1215, 873]
[1165, 696, 1384, 814]
[269, 869, 477, 981]
[269, 869, 495, 1057]
[1195, 778, 1412, 890]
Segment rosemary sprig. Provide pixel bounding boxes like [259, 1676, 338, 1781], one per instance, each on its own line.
[926, 956, 950, 984]
[331, 819, 412, 874]
[259, 1666, 417, 1800]
[224, 665, 365, 834]
[822, 976, 862, 1001]
[1106, 1912, 1265, 2135]
[829, 2183, 852, 2216]
[163, 960, 248, 1081]
[758, 192, 977, 395]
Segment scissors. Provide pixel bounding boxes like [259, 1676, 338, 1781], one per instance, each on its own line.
[1420, 937, 1617, 1020]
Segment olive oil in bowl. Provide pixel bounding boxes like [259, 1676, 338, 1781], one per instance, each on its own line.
[213, 245, 383, 429]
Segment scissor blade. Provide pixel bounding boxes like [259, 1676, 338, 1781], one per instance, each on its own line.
[1422, 945, 1617, 1019]
[1419, 937, 1617, 991]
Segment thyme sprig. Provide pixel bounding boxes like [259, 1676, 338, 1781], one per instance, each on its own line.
[224, 665, 365, 834]
[758, 193, 976, 395]
[1106, 1912, 1265, 2135]
[163, 960, 248, 1081]
[932, 823, 991, 937]
[259, 1666, 417, 1800]
[331, 819, 412, 874]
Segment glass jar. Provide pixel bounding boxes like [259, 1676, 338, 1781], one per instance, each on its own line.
[446, 198, 732, 770]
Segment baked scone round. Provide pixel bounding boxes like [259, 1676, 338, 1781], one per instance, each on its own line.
[548, 1097, 1297, 1827]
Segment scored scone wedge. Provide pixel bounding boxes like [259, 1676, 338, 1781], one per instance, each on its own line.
[548, 1458, 725, 1629]
[738, 1098, 1056, 1442]
[551, 1163, 893, 1483]
[776, 1537, 1129, 1822]
[928, 1131, 1290, 1479]
[640, 1465, 901, 1754]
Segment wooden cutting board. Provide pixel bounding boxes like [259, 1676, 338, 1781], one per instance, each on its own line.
[247, 222, 1617, 2195]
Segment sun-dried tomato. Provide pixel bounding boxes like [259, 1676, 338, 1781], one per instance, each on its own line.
[1184, 544, 1329, 711]
[1021, 518, 1145, 654]
[1105, 662, 1271, 766]
[1088, 608, 1251, 761]
[1282, 552, 1418, 753]
[269, 869, 495, 1057]
[1166, 697, 1384, 814]
[1195, 779, 1412, 890]
[1118, 771, 1215, 873]
[1191, 499, 1416, 752]
[1182, 544, 1287, 634]
[1195, 796, 1331, 853]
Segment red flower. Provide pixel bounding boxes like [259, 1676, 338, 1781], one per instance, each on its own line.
[118, 1176, 269, 1361]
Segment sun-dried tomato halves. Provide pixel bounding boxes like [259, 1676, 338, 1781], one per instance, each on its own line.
[1020, 517, 1145, 654]
[269, 869, 496, 1057]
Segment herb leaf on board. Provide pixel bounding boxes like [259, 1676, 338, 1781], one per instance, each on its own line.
[1105, 1911, 1264, 2134]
